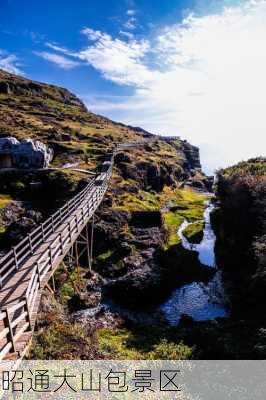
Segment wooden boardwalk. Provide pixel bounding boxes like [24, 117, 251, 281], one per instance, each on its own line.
[0, 149, 118, 362]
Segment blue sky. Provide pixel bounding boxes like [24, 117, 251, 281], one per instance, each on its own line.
[0, 0, 265, 173]
[1, 0, 194, 95]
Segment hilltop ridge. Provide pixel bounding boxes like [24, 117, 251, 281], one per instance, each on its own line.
[0, 69, 214, 360]
[0, 69, 205, 185]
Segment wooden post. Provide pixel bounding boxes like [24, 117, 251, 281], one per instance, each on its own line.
[85, 224, 91, 272]
[49, 245, 53, 267]
[68, 221, 72, 242]
[28, 234, 33, 254]
[75, 241, 82, 289]
[13, 247, 19, 270]
[81, 207, 85, 225]
[51, 274, 56, 292]
[75, 241, 79, 270]
[36, 261, 41, 285]
[4, 308, 15, 353]
[45, 282, 54, 295]
[24, 297, 32, 331]
[90, 214, 94, 270]
[41, 223, 45, 241]
[75, 214, 79, 233]
[51, 215, 55, 233]
[59, 232, 64, 254]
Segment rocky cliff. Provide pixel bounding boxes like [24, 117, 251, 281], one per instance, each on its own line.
[0, 69, 213, 360]
[214, 157, 266, 312]
[0, 69, 205, 182]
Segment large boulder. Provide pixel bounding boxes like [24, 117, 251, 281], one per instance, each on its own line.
[0, 137, 53, 168]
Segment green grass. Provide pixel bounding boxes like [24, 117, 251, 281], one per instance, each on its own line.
[29, 320, 95, 360]
[183, 221, 205, 244]
[60, 282, 75, 303]
[174, 189, 208, 222]
[54, 266, 86, 305]
[97, 249, 114, 262]
[114, 190, 160, 211]
[219, 157, 266, 178]
[163, 211, 184, 247]
[0, 194, 12, 209]
[99, 327, 193, 360]
[163, 188, 208, 248]
[114, 187, 208, 249]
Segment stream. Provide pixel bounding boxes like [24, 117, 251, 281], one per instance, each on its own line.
[160, 201, 228, 325]
[77, 201, 229, 328]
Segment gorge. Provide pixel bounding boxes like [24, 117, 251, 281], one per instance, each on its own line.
[0, 69, 265, 360]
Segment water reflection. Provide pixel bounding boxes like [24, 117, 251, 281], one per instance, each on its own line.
[178, 203, 216, 267]
[161, 202, 228, 325]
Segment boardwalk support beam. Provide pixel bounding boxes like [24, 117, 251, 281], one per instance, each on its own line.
[0, 142, 143, 362]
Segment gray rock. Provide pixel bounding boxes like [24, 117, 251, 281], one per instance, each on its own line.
[0, 136, 53, 169]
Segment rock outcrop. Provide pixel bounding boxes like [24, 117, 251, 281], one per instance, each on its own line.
[0, 137, 53, 168]
[0, 69, 217, 359]
[214, 158, 266, 313]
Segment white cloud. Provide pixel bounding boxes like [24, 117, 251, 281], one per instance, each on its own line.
[35, 51, 80, 70]
[123, 17, 137, 30]
[119, 30, 134, 40]
[79, 28, 160, 86]
[45, 42, 73, 54]
[126, 9, 136, 16]
[39, 0, 266, 172]
[81, 28, 110, 42]
[0, 50, 23, 75]
[79, 0, 266, 173]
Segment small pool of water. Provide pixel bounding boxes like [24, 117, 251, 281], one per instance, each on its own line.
[160, 202, 228, 325]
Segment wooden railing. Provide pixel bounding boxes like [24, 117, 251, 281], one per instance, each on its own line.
[0, 178, 94, 287]
[0, 141, 146, 361]
[0, 153, 115, 360]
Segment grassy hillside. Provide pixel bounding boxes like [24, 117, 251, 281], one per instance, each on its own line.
[0, 69, 210, 251]
[0, 69, 212, 360]
[0, 69, 203, 175]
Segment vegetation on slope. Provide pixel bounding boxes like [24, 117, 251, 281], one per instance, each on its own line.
[0, 194, 12, 209]
[0, 69, 213, 360]
[163, 189, 207, 248]
[218, 157, 266, 178]
[98, 327, 193, 360]
[183, 221, 205, 244]
[215, 157, 266, 310]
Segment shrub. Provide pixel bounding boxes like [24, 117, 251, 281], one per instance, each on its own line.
[148, 339, 193, 360]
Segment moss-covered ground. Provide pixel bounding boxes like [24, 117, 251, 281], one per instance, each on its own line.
[0, 69, 213, 361]
[29, 318, 100, 360]
[183, 221, 205, 244]
[162, 189, 208, 249]
[0, 194, 12, 209]
[98, 326, 193, 360]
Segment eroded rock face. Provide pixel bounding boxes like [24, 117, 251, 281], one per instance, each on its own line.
[181, 141, 201, 170]
[130, 211, 163, 228]
[0, 137, 53, 168]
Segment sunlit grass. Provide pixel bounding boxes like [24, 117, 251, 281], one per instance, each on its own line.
[163, 211, 184, 247]
[99, 327, 193, 360]
[0, 194, 12, 209]
[163, 188, 208, 248]
[183, 221, 205, 244]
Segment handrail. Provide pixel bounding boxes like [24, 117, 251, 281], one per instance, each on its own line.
[0, 166, 98, 285]
[0, 146, 120, 361]
[0, 141, 147, 361]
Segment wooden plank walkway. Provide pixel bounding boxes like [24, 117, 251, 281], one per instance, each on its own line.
[0, 141, 145, 363]
[0, 156, 113, 361]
